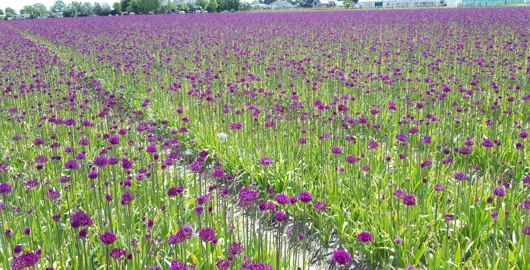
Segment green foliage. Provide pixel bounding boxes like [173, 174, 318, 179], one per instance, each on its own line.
[130, 0, 161, 13]
[112, 2, 121, 13]
[51, 0, 66, 12]
[120, 0, 132, 12]
[239, 2, 251, 10]
[156, 0, 177, 13]
[94, 2, 112, 15]
[206, 0, 219, 12]
[4, 7, 16, 17]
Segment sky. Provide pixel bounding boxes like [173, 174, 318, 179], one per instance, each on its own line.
[2, 0, 116, 12]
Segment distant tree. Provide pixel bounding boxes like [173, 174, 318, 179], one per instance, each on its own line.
[51, 0, 66, 12]
[120, 0, 132, 11]
[216, 0, 226, 11]
[5, 7, 16, 17]
[196, 0, 209, 8]
[177, 3, 189, 11]
[0, 9, 4, 16]
[112, 2, 121, 13]
[62, 8, 74, 17]
[130, 0, 161, 13]
[239, 1, 250, 10]
[225, 0, 240, 10]
[157, 0, 177, 13]
[206, 0, 218, 12]
[23, 5, 34, 17]
[101, 3, 112, 14]
[80, 2, 93, 16]
[94, 2, 103, 14]
[32, 3, 48, 17]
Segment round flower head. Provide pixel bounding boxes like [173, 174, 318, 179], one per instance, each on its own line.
[454, 172, 469, 180]
[0, 182, 13, 194]
[298, 191, 313, 203]
[99, 232, 117, 245]
[331, 146, 343, 154]
[228, 242, 245, 256]
[357, 231, 373, 243]
[332, 249, 352, 265]
[70, 210, 94, 228]
[10, 250, 41, 270]
[522, 226, 530, 236]
[403, 195, 416, 206]
[216, 260, 231, 270]
[274, 193, 291, 205]
[274, 211, 287, 222]
[199, 227, 216, 243]
[259, 156, 272, 166]
[492, 187, 506, 197]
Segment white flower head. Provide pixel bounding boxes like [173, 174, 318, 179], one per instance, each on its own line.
[217, 132, 228, 142]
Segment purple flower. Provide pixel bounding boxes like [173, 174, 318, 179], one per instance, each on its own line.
[332, 249, 352, 265]
[454, 172, 469, 181]
[396, 133, 409, 143]
[10, 250, 41, 270]
[357, 231, 374, 242]
[482, 139, 494, 148]
[259, 156, 272, 166]
[313, 201, 327, 211]
[167, 186, 185, 197]
[331, 146, 343, 154]
[434, 184, 444, 192]
[492, 187, 506, 197]
[108, 136, 120, 145]
[216, 260, 231, 270]
[367, 140, 379, 149]
[146, 144, 157, 153]
[64, 160, 80, 170]
[14, 244, 23, 254]
[99, 232, 117, 245]
[274, 211, 287, 222]
[298, 191, 313, 203]
[212, 169, 226, 179]
[522, 226, 530, 236]
[199, 227, 217, 243]
[238, 187, 259, 208]
[120, 193, 134, 205]
[228, 242, 245, 256]
[70, 210, 94, 228]
[394, 237, 403, 245]
[110, 248, 126, 259]
[520, 131, 529, 139]
[274, 193, 291, 205]
[393, 189, 405, 199]
[0, 182, 13, 194]
[403, 195, 416, 206]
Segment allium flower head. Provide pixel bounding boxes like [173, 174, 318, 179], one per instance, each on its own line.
[199, 227, 217, 243]
[70, 210, 94, 228]
[99, 232, 117, 245]
[259, 156, 272, 166]
[10, 250, 41, 270]
[332, 249, 352, 265]
[357, 231, 374, 242]
[403, 195, 416, 206]
[298, 191, 313, 203]
[0, 182, 13, 194]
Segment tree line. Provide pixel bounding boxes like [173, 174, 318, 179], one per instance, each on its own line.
[2, 0, 252, 19]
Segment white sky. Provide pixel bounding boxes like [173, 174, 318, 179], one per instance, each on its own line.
[2, 0, 116, 12]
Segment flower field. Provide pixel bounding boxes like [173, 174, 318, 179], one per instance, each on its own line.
[1, 7, 530, 269]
